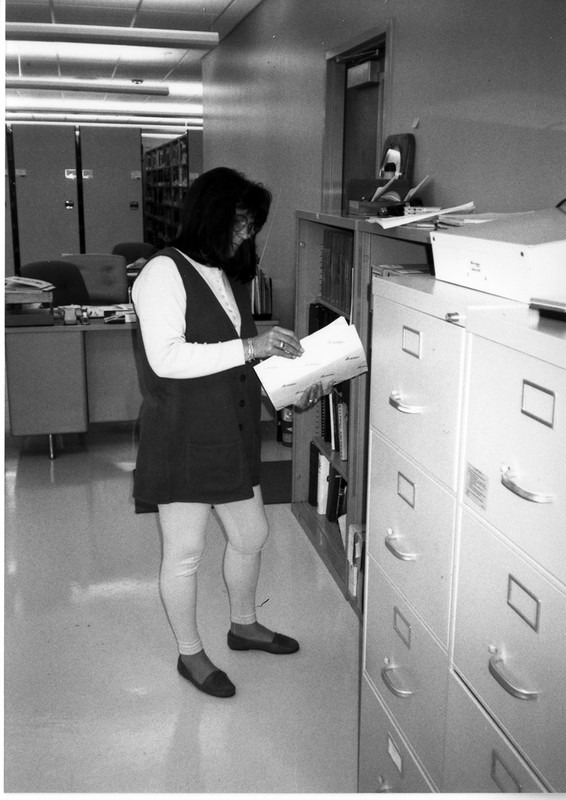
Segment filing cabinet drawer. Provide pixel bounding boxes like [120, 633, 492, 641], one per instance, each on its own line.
[367, 430, 455, 645]
[371, 296, 464, 489]
[364, 558, 448, 787]
[359, 678, 434, 793]
[464, 335, 566, 584]
[443, 674, 547, 792]
[453, 512, 566, 792]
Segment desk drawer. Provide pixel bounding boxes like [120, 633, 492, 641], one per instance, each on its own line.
[365, 558, 448, 787]
[359, 678, 434, 793]
[453, 512, 566, 792]
[443, 673, 547, 792]
[464, 335, 566, 584]
[367, 430, 454, 645]
[371, 297, 464, 489]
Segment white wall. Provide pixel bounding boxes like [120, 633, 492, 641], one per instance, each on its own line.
[202, 0, 566, 328]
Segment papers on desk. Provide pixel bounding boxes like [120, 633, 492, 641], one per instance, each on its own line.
[254, 316, 368, 410]
[56, 304, 136, 324]
[85, 304, 134, 318]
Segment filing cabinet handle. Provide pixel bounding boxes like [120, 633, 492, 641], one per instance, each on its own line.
[488, 654, 538, 701]
[388, 392, 424, 414]
[501, 467, 554, 504]
[381, 665, 414, 698]
[385, 530, 418, 562]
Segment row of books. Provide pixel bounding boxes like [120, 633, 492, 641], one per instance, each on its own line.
[309, 446, 348, 523]
[309, 302, 350, 461]
[320, 228, 353, 313]
[145, 136, 188, 169]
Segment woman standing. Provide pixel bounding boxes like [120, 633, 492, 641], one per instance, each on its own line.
[132, 167, 324, 698]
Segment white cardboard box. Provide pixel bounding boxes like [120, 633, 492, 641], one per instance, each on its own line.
[431, 208, 566, 303]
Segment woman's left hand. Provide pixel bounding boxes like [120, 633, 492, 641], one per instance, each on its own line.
[294, 380, 332, 410]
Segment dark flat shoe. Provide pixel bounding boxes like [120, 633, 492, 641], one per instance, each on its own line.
[177, 656, 236, 697]
[227, 630, 300, 654]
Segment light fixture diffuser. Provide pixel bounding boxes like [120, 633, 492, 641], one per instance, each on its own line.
[6, 22, 219, 50]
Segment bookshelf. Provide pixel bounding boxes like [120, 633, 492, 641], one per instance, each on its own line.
[143, 133, 191, 248]
[292, 210, 432, 617]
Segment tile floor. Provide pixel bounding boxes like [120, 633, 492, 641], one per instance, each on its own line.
[4, 423, 360, 793]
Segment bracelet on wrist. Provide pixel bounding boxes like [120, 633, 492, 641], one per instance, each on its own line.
[245, 337, 255, 362]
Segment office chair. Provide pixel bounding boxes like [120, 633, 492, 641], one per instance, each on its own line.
[20, 260, 90, 306]
[111, 241, 157, 264]
[61, 253, 129, 304]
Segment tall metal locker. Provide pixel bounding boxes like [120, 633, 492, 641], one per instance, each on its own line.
[11, 125, 81, 266]
[80, 127, 143, 252]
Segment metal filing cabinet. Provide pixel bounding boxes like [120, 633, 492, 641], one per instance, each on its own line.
[359, 275, 565, 792]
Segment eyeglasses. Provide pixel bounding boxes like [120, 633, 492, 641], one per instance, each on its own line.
[233, 214, 258, 237]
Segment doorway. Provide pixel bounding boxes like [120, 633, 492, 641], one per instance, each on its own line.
[322, 24, 392, 215]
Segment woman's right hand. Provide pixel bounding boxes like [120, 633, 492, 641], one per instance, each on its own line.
[252, 326, 304, 360]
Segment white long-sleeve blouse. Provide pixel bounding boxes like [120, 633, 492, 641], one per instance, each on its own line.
[132, 250, 247, 380]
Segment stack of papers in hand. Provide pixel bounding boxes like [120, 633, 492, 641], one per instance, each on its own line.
[254, 316, 368, 410]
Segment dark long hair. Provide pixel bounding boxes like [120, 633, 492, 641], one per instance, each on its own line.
[172, 166, 272, 283]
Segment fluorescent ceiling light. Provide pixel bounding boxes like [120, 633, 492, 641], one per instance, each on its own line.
[6, 78, 170, 96]
[5, 40, 189, 63]
[6, 97, 202, 115]
[8, 120, 199, 132]
[6, 22, 219, 50]
[7, 112, 203, 125]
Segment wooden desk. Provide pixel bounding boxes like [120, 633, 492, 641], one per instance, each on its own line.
[5, 321, 145, 456]
[5, 318, 278, 457]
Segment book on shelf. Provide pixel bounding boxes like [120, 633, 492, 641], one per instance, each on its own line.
[322, 385, 349, 460]
[316, 453, 330, 515]
[325, 465, 342, 522]
[310, 450, 348, 525]
[308, 302, 339, 334]
[328, 390, 337, 451]
[320, 228, 353, 312]
[253, 268, 272, 318]
[337, 392, 349, 461]
[308, 442, 319, 506]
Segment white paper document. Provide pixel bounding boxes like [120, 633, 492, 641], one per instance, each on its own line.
[367, 201, 475, 229]
[254, 316, 368, 410]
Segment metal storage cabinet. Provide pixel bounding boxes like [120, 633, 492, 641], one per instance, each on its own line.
[360, 275, 566, 792]
[362, 275, 483, 790]
[456, 303, 566, 792]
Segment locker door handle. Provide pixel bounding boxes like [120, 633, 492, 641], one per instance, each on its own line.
[381, 664, 414, 698]
[488, 654, 538, 701]
[501, 467, 554, 504]
[388, 392, 424, 414]
[385, 529, 418, 562]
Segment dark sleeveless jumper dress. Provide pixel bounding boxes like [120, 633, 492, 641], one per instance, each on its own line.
[133, 248, 262, 506]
